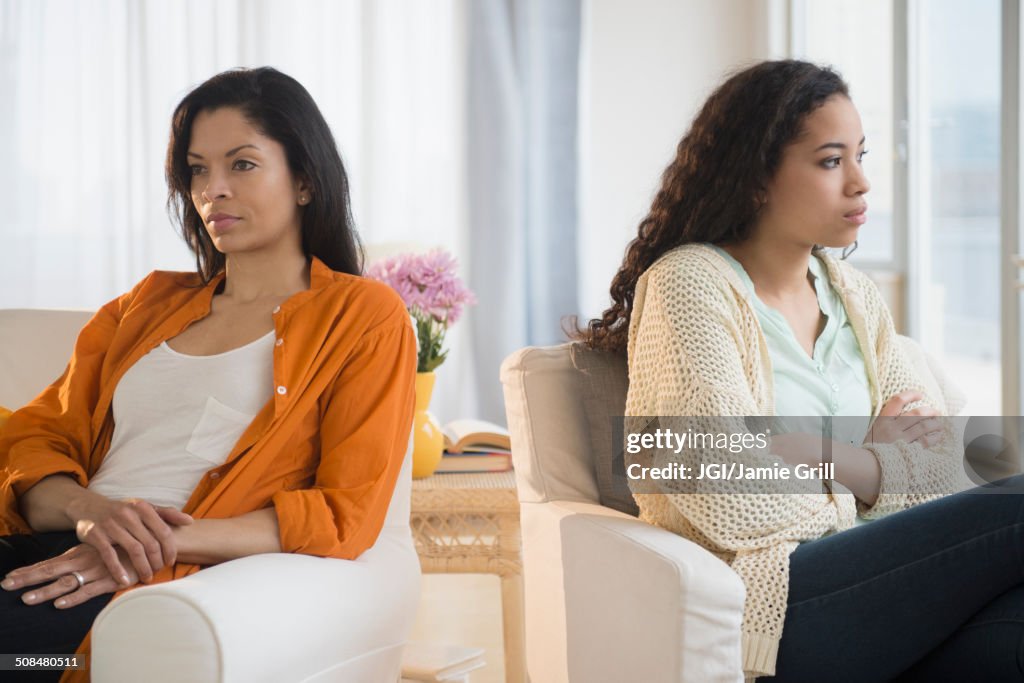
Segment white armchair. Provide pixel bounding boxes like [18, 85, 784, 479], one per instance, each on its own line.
[0, 309, 421, 682]
[499, 344, 746, 683]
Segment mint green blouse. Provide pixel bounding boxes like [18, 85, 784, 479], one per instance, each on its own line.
[709, 245, 872, 447]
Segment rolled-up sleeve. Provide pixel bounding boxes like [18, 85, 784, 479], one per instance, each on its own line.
[0, 288, 136, 534]
[272, 312, 416, 559]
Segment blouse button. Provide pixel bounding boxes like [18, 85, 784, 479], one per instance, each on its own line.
[210, 472, 220, 479]
[276, 385, 287, 395]
[272, 305, 281, 314]
[275, 338, 284, 347]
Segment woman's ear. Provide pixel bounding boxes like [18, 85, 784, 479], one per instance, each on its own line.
[296, 178, 313, 206]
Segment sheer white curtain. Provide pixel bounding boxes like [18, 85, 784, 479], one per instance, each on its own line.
[0, 0, 479, 420]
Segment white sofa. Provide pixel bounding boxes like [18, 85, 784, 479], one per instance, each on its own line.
[0, 308, 421, 682]
[499, 339, 963, 683]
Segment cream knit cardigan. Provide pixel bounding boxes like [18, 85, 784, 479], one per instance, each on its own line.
[625, 244, 971, 679]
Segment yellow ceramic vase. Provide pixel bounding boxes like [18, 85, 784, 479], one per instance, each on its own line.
[412, 372, 445, 479]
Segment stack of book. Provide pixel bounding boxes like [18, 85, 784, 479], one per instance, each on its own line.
[437, 419, 513, 474]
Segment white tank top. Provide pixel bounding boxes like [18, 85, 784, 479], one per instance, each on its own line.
[88, 331, 275, 509]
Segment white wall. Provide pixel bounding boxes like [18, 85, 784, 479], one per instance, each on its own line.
[577, 0, 785, 319]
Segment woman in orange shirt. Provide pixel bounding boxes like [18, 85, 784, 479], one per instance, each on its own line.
[0, 67, 416, 679]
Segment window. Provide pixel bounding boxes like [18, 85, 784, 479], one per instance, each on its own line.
[913, 0, 1002, 415]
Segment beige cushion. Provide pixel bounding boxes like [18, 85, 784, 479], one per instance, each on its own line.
[500, 345, 601, 504]
[568, 343, 639, 516]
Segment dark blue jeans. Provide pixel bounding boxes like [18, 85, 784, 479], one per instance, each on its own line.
[766, 476, 1024, 682]
[0, 531, 113, 682]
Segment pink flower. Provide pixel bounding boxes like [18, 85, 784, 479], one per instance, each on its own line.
[365, 249, 476, 372]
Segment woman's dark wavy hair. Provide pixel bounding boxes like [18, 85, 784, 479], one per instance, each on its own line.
[166, 67, 361, 282]
[578, 59, 850, 353]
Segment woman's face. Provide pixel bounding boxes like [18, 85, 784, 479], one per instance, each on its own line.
[187, 107, 308, 259]
[758, 94, 870, 249]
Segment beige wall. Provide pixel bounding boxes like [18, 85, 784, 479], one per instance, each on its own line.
[577, 0, 785, 318]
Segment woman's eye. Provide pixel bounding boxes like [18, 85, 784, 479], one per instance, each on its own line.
[233, 160, 256, 171]
[857, 149, 869, 163]
[190, 165, 205, 176]
[822, 157, 841, 169]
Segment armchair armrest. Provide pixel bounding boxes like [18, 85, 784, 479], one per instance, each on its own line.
[522, 500, 745, 683]
[92, 531, 420, 683]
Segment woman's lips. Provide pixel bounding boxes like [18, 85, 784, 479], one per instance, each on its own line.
[209, 217, 239, 232]
[843, 208, 868, 225]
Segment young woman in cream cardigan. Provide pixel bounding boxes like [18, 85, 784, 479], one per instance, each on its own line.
[582, 60, 1024, 681]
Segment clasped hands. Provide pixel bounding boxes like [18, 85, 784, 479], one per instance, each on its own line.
[1, 497, 192, 609]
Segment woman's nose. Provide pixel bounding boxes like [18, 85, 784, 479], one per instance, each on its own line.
[201, 170, 232, 203]
[847, 162, 871, 196]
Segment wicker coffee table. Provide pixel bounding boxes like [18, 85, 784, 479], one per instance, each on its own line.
[410, 471, 525, 683]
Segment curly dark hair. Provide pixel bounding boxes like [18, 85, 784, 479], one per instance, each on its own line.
[165, 67, 362, 282]
[577, 59, 850, 353]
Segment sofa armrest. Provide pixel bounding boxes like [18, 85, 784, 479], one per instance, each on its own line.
[92, 531, 420, 683]
[522, 500, 744, 683]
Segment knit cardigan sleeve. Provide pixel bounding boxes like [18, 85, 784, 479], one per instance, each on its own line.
[625, 250, 855, 678]
[838, 266, 973, 519]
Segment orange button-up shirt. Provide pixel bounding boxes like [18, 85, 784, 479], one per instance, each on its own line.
[0, 257, 416, 681]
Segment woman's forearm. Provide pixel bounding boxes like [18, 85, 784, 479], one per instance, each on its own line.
[22, 477, 282, 564]
[172, 507, 282, 565]
[770, 433, 881, 507]
[831, 443, 881, 507]
[19, 474, 99, 531]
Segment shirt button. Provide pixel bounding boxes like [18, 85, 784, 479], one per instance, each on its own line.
[277, 385, 287, 395]
[210, 472, 220, 479]
[831, 384, 839, 392]
[272, 305, 281, 314]
[275, 338, 284, 347]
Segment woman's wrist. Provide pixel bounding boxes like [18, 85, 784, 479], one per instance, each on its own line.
[170, 521, 196, 559]
[770, 434, 881, 506]
[62, 485, 104, 526]
[19, 474, 93, 531]
[831, 444, 881, 507]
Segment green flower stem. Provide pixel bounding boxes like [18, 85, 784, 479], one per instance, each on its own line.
[413, 310, 450, 373]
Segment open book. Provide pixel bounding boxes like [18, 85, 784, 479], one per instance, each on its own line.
[442, 418, 511, 454]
